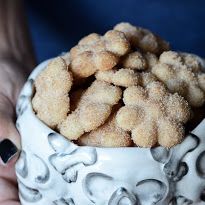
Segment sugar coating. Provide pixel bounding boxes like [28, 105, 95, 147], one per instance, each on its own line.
[121, 51, 147, 70]
[70, 30, 130, 78]
[95, 68, 139, 87]
[59, 81, 122, 140]
[180, 52, 205, 72]
[116, 81, 191, 148]
[95, 68, 157, 87]
[114, 22, 169, 55]
[62, 52, 71, 66]
[62, 52, 93, 87]
[121, 51, 158, 70]
[144, 52, 159, 70]
[32, 57, 73, 128]
[78, 105, 133, 147]
[198, 73, 205, 91]
[152, 51, 205, 107]
[32, 23, 198, 148]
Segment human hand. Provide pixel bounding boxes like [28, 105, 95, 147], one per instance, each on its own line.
[0, 58, 29, 205]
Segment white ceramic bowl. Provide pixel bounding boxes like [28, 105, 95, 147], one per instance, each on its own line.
[15, 59, 205, 205]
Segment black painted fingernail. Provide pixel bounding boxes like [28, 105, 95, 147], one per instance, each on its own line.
[0, 139, 18, 164]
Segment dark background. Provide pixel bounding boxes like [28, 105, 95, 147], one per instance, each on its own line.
[25, 0, 205, 63]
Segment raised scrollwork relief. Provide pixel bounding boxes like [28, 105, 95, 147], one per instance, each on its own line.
[16, 150, 50, 203]
[48, 133, 97, 183]
[151, 134, 199, 181]
[53, 198, 75, 205]
[83, 172, 167, 205]
[16, 79, 34, 117]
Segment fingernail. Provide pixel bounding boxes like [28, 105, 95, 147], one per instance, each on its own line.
[0, 139, 18, 164]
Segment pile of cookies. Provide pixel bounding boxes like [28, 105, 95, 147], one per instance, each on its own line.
[32, 22, 205, 148]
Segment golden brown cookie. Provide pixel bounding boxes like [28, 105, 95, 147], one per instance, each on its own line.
[78, 105, 133, 147]
[144, 52, 159, 70]
[121, 51, 158, 70]
[121, 51, 147, 70]
[95, 69, 157, 87]
[95, 68, 139, 87]
[70, 30, 130, 78]
[62, 52, 71, 66]
[116, 81, 191, 148]
[114, 22, 169, 54]
[152, 51, 205, 107]
[32, 57, 73, 128]
[59, 81, 122, 140]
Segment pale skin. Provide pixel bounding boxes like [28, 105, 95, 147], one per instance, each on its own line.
[0, 0, 36, 204]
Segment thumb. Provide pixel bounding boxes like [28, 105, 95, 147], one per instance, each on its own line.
[0, 94, 20, 167]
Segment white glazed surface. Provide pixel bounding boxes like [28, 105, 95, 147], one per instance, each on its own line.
[15, 58, 205, 205]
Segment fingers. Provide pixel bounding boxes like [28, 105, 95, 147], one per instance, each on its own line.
[0, 115, 20, 149]
[0, 128, 20, 205]
[0, 201, 19, 205]
[0, 178, 19, 205]
[0, 97, 20, 148]
[0, 94, 20, 180]
[0, 104, 21, 204]
[0, 107, 20, 205]
[0, 116, 20, 180]
[0, 96, 20, 205]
